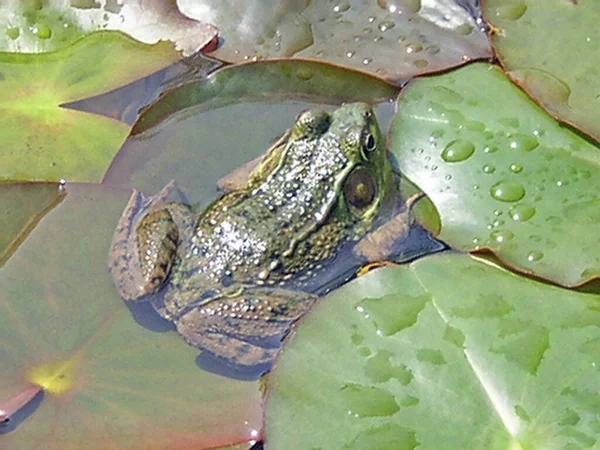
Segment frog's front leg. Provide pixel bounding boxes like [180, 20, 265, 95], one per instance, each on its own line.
[108, 181, 193, 302]
[175, 287, 318, 367]
[354, 192, 425, 263]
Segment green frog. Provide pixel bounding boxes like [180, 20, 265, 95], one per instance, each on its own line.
[108, 102, 405, 368]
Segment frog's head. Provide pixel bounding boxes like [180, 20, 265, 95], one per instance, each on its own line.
[254, 103, 395, 245]
[324, 103, 395, 230]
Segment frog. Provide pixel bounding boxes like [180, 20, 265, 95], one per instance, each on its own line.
[108, 102, 418, 368]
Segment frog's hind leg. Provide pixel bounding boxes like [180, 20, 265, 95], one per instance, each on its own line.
[175, 288, 318, 368]
[108, 181, 192, 302]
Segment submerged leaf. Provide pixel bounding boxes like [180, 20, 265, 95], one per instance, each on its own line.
[390, 63, 600, 287]
[0, 182, 65, 262]
[265, 253, 600, 449]
[129, 59, 399, 134]
[0, 183, 262, 449]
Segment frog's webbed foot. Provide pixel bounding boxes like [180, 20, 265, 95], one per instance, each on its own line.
[108, 181, 192, 302]
[354, 192, 425, 263]
[175, 287, 318, 367]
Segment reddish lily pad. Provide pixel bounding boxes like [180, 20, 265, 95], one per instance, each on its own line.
[0, 31, 182, 183]
[390, 63, 600, 287]
[0, 0, 217, 55]
[0, 183, 262, 450]
[483, 0, 600, 141]
[179, 0, 491, 81]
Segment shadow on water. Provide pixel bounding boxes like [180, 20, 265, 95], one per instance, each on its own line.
[126, 299, 175, 333]
[0, 391, 44, 435]
[127, 291, 276, 380]
[392, 222, 447, 264]
[196, 353, 271, 382]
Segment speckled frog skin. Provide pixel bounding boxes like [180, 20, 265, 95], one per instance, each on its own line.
[108, 103, 396, 367]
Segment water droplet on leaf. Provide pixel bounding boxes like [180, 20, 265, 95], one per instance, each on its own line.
[490, 229, 514, 243]
[527, 251, 543, 262]
[508, 204, 536, 221]
[483, 164, 496, 174]
[490, 181, 526, 202]
[441, 140, 475, 162]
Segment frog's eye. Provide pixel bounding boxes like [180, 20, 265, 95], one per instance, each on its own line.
[344, 166, 377, 210]
[363, 133, 377, 153]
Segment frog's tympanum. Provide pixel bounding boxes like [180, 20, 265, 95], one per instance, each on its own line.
[108, 103, 400, 368]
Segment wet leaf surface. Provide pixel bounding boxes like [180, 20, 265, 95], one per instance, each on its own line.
[483, 0, 600, 141]
[0, 183, 262, 450]
[103, 60, 399, 206]
[179, 0, 491, 81]
[0, 182, 65, 263]
[265, 252, 600, 449]
[390, 63, 600, 287]
[0, 31, 181, 183]
[0, 0, 217, 55]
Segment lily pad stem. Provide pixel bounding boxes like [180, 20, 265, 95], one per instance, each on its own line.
[0, 384, 42, 423]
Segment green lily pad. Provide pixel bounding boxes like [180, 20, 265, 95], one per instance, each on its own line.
[179, 0, 491, 81]
[0, 31, 182, 183]
[0, 183, 262, 450]
[0, 0, 217, 55]
[265, 252, 600, 449]
[390, 63, 600, 287]
[103, 60, 399, 205]
[0, 182, 64, 263]
[482, 0, 600, 141]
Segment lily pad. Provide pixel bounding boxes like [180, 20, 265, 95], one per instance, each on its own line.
[482, 0, 600, 141]
[0, 183, 262, 450]
[179, 0, 491, 81]
[0, 0, 217, 55]
[66, 52, 222, 126]
[265, 252, 600, 449]
[390, 63, 600, 287]
[0, 31, 183, 183]
[103, 60, 399, 205]
[0, 182, 65, 263]
[129, 59, 399, 134]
